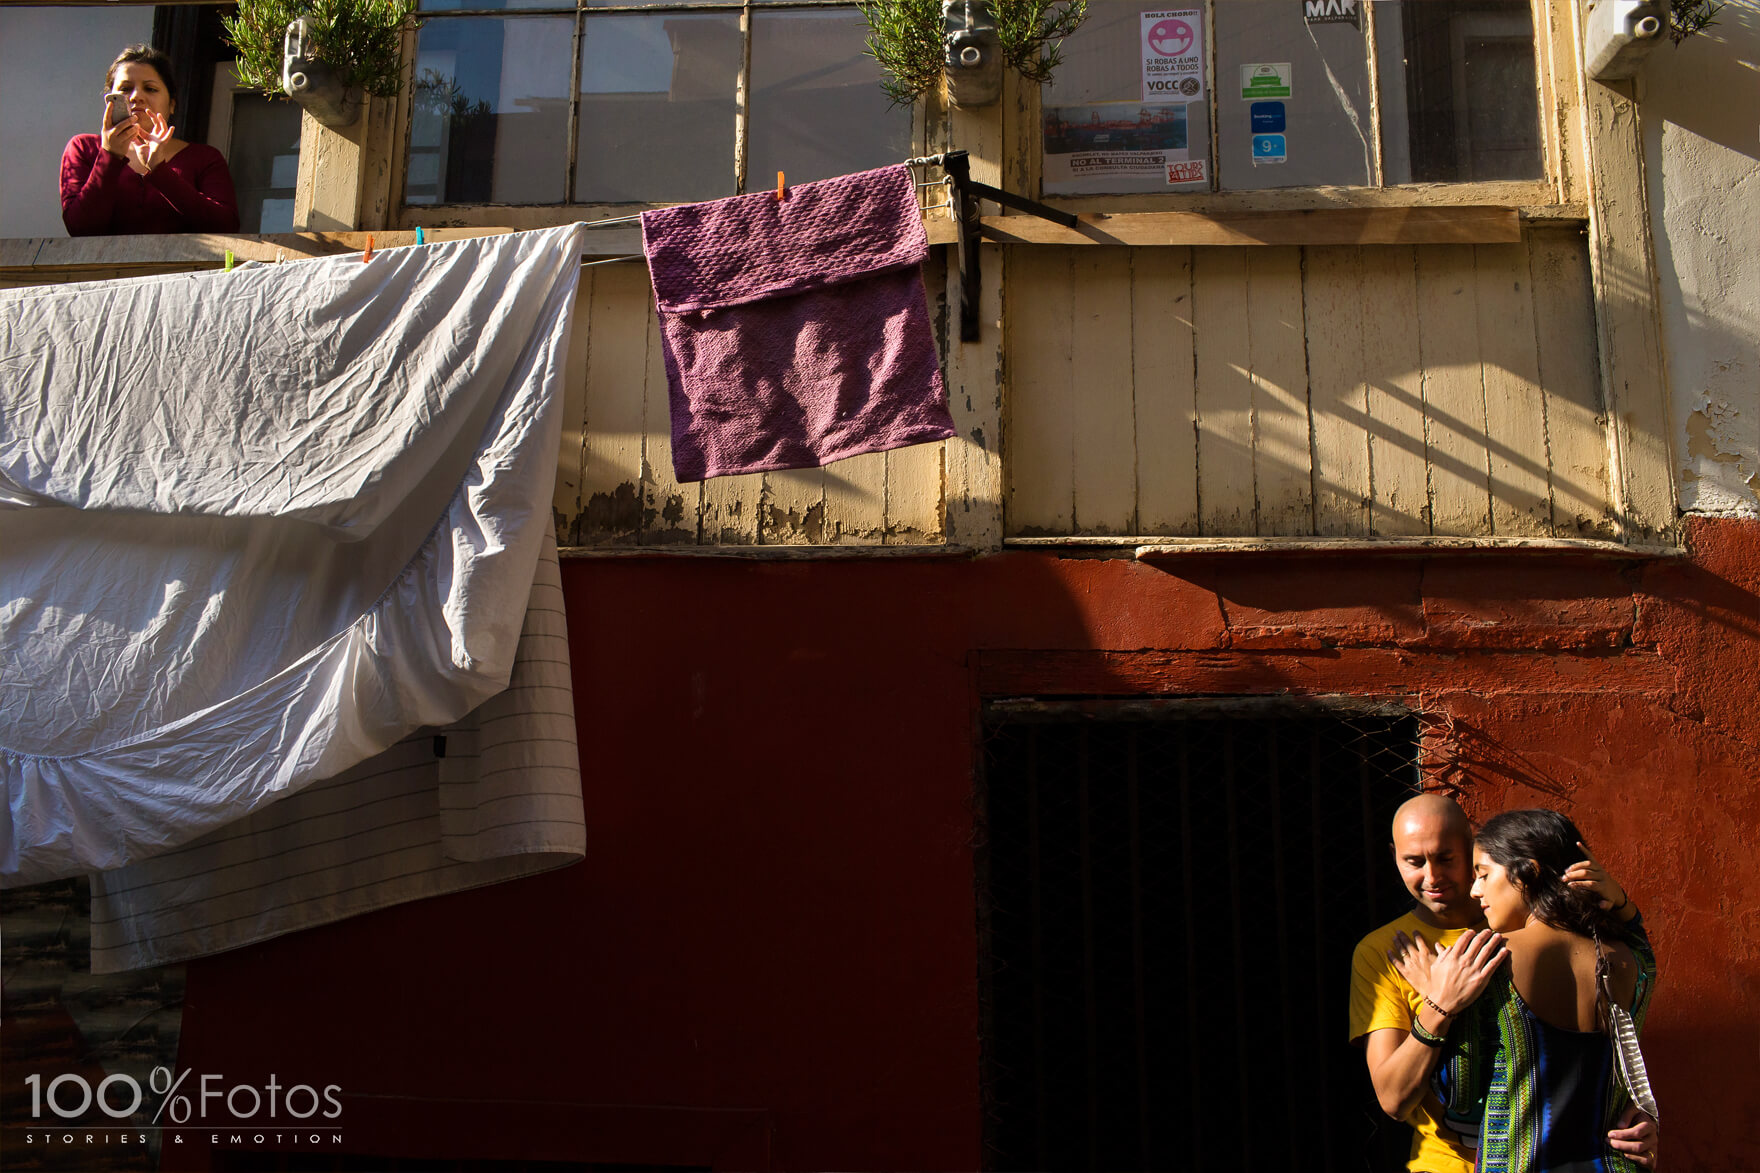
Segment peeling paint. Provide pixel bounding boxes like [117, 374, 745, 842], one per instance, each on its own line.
[764, 501, 827, 544]
[583, 481, 641, 536]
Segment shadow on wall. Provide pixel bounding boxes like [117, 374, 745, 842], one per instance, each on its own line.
[1641, 2, 1760, 514]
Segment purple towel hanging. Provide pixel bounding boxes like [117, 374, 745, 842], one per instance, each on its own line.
[641, 164, 956, 482]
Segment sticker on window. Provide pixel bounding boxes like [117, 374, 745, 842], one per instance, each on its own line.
[1043, 102, 1194, 186]
[1301, 0, 1360, 28]
[1240, 62, 1292, 100]
[1166, 159, 1207, 185]
[1141, 10, 1204, 103]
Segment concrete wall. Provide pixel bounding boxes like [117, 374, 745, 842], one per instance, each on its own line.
[1645, 1, 1760, 516]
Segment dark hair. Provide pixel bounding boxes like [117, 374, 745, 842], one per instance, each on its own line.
[1476, 808, 1619, 938]
[106, 44, 178, 106]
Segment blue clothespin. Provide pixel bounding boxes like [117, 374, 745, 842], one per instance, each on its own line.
[415, 226, 425, 246]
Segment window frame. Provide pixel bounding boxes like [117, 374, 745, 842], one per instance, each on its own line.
[390, 0, 1583, 230]
[1018, 0, 1583, 215]
[390, 0, 929, 227]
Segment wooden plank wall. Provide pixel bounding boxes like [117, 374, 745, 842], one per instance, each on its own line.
[1004, 227, 1613, 540]
[554, 252, 951, 548]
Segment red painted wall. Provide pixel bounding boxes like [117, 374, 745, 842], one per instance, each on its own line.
[169, 516, 1760, 1171]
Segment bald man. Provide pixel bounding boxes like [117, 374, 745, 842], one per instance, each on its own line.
[1348, 794, 1658, 1172]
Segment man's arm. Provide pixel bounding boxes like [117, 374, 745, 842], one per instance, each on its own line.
[1362, 1025, 1448, 1120]
[1373, 930, 1511, 1120]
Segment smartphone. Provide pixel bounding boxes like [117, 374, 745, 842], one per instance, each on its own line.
[105, 92, 130, 127]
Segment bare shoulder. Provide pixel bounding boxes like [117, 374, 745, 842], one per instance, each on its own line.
[1600, 933, 1641, 1009]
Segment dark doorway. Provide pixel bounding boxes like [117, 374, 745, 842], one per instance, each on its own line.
[977, 698, 1420, 1172]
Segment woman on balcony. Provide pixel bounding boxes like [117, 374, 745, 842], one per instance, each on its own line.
[60, 45, 239, 236]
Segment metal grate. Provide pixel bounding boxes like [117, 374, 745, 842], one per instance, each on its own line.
[977, 698, 1421, 1172]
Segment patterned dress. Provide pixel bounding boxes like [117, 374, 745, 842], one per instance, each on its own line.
[1433, 914, 1655, 1173]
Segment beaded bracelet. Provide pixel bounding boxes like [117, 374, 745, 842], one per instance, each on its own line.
[1421, 993, 1456, 1019]
[1411, 1018, 1447, 1048]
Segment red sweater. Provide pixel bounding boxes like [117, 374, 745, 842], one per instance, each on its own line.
[60, 134, 241, 236]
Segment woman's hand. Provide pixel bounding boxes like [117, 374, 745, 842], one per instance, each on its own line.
[1565, 840, 1632, 916]
[125, 110, 175, 175]
[1393, 928, 1508, 1017]
[100, 98, 139, 160]
[1387, 930, 1440, 998]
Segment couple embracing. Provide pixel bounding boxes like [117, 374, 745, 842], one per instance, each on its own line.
[1351, 795, 1661, 1172]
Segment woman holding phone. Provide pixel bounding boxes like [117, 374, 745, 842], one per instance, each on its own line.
[60, 45, 239, 236]
[1391, 810, 1659, 1171]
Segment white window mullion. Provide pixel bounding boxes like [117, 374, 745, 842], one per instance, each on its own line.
[1363, 0, 1386, 187]
[734, 0, 754, 194]
[566, 6, 585, 203]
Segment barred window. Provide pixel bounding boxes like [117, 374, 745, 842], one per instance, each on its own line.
[978, 698, 1422, 1171]
[407, 0, 913, 207]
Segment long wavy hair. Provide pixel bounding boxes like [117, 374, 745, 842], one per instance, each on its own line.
[1475, 808, 1622, 939]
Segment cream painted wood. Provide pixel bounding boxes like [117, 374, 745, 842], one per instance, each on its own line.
[1003, 231, 1614, 543]
[824, 453, 890, 545]
[639, 292, 698, 545]
[1130, 248, 1200, 536]
[883, 252, 950, 545]
[1579, 74, 1678, 545]
[1359, 246, 1432, 536]
[1005, 246, 1075, 534]
[1414, 244, 1493, 535]
[292, 106, 373, 233]
[1474, 241, 1552, 536]
[1247, 248, 1312, 537]
[554, 274, 594, 535]
[1192, 248, 1255, 534]
[1527, 228, 1614, 538]
[1302, 247, 1372, 537]
[761, 467, 826, 545]
[701, 470, 762, 546]
[1068, 248, 1138, 533]
[940, 88, 1008, 551]
[576, 261, 649, 546]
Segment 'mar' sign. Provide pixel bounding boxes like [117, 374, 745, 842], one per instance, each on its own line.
[1303, 0, 1360, 26]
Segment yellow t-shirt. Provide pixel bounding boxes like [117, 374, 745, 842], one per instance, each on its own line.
[1348, 911, 1482, 1173]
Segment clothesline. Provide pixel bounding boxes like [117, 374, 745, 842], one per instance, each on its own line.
[573, 155, 957, 267]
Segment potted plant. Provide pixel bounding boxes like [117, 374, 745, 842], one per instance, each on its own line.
[223, 0, 417, 128]
[860, 0, 1087, 107]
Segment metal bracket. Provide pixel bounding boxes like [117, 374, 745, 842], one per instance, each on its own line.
[938, 151, 1080, 342]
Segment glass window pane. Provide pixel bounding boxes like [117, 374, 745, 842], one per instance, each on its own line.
[409, 15, 572, 205]
[0, 4, 153, 237]
[228, 94, 303, 234]
[747, 10, 912, 187]
[1040, 0, 1212, 196]
[1214, 2, 1372, 190]
[574, 12, 740, 203]
[419, 0, 565, 12]
[1375, 0, 1542, 183]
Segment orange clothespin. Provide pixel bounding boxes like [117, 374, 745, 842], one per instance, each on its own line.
[362, 235, 374, 263]
[776, 171, 786, 201]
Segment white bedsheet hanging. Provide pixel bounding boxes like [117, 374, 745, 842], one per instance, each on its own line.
[0, 224, 589, 888]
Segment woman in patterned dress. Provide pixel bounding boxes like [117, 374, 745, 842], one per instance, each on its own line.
[1393, 809, 1657, 1172]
